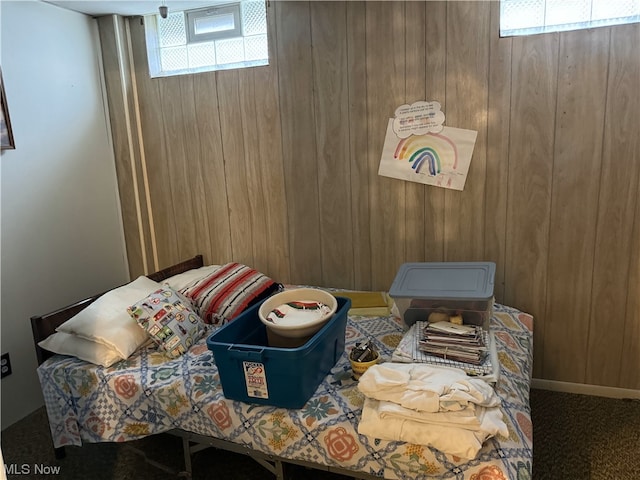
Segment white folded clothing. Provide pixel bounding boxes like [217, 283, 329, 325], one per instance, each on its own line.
[357, 362, 500, 412]
[376, 400, 507, 437]
[377, 400, 482, 430]
[358, 398, 506, 459]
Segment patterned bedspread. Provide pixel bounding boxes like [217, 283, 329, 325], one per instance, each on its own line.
[37, 303, 533, 480]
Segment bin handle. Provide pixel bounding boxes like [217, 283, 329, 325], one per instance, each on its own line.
[227, 345, 265, 361]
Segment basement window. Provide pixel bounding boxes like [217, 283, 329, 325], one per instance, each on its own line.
[144, 0, 269, 78]
[500, 0, 640, 37]
[187, 4, 242, 43]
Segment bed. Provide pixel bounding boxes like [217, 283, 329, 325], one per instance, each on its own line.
[32, 255, 534, 480]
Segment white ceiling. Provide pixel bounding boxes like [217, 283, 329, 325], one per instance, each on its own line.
[44, 0, 219, 17]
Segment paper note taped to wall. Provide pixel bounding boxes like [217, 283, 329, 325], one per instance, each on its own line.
[378, 102, 477, 191]
[393, 101, 446, 137]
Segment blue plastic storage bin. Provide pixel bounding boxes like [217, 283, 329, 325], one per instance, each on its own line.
[207, 296, 350, 409]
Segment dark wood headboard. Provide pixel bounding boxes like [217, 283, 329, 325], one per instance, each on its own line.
[30, 255, 204, 365]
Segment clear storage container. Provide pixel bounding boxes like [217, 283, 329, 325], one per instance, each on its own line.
[389, 262, 495, 329]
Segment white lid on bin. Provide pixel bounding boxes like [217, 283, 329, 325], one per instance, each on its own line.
[389, 262, 496, 300]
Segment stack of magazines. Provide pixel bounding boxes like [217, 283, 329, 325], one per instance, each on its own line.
[391, 320, 497, 380]
[418, 321, 487, 365]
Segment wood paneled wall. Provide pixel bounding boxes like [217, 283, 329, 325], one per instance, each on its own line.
[97, 2, 640, 389]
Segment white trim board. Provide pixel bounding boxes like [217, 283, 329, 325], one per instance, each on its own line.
[532, 378, 640, 399]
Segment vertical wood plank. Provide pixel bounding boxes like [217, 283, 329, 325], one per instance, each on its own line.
[177, 75, 214, 262]
[402, 1, 426, 262]
[276, 1, 323, 285]
[158, 75, 199, 262]
[252, 4, 290, 282]
[97, 17, 141, 274]
[127, 16, 179, 268]
[588, 24, 640, 387]
[484, 2, 512, 303]
[216, 70, 255, 266]
[504, 33, 558, 378]
[444, 1, 490, 262]
[423, 1, 447, 262]
[237, 69, 269, 273]
[617, 24, 640, 390]
[346, 1, 371, 289]
[192, 72, 233, 265]
[366, 1, 406, 290]
[311, 1, 353, 288]
[98, 16, 150, 276]
[123, 18, 156, 275]
[621, 192, 640, 389]
[544, 28, 610, 382]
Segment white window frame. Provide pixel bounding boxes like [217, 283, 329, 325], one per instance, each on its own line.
[186, 4, 242, 43]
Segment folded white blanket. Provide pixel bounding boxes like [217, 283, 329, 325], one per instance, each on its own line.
[358, 398, 506, 459]
[377, 400, 482, 429]
[357, 362, 500, 412]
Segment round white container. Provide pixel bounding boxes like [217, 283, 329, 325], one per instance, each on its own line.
[258, 288, 338, 342]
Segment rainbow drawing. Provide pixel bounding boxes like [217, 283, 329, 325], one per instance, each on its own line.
[393, 133, 458, 176]
[378, 118, 477, 191]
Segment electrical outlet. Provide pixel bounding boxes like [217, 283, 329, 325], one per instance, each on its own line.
[1, 353, 12, 378]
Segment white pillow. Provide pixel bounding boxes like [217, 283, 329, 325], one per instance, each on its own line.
[57, 276, 161, 359]
[39, 332, 122, 368]
[163, 265, 220, 291]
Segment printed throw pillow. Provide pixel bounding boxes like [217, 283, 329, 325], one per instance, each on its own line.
[128, 286, 206, 358]
[179, 262, 281, 326]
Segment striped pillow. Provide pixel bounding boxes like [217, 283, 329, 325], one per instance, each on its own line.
[179, 263, 280, 326]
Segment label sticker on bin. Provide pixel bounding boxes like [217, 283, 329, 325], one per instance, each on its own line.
[242, 361, 269, 399]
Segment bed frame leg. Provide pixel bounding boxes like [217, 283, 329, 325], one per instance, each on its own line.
[181, 436, 193, 477]
[54, 447, 66, 459]
[274, 459, 286, 480]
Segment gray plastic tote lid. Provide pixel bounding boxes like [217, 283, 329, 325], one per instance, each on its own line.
[389, 262, 496, 300]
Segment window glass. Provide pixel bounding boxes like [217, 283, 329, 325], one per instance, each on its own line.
[500, 0, 640, 37]
[145, 0, 269, 78]
[195, 13, 235, 35]
[187, 4, 242, 42]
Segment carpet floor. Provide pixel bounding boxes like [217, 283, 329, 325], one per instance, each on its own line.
[2, 388, 639, 479]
